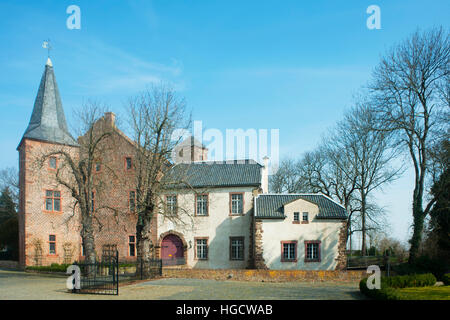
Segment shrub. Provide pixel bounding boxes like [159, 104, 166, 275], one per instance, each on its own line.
[360, 273, 436, 300]
[393, 256, 447, 280]
[385, 273, 436, 288]
[443, 273, 450, 286]
[26, 263, 72, 273]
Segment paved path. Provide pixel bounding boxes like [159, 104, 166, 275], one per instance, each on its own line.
[0, 269, 364, 300]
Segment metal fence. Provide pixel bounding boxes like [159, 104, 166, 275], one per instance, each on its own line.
[162, 257, 186, 267]
[346, 255, 404, 271]
[119, 259, 163, 280]
[74, 250, 119, 295]
[71, 252, 162, 295]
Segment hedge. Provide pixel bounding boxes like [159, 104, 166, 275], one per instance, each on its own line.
[26, 263, 72, 273]
[443, 273, 450, 286]
[360, 273, 437, 300]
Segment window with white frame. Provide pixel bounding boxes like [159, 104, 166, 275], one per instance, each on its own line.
[196, 238, 208, 260]
[166, 195, 177, 215]
[230, 237, 244, 260]
[49, 235, 56, 255]
[281, 241, 297, 262]
[305, 241, 321, 262]
[196, 194, 208, 216]
[45, 190, 61, 212]
[303, 212, 309, 222]
[230, 193, 243, 215]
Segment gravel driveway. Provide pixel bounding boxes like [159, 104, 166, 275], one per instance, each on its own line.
[0, 269, 364, 300]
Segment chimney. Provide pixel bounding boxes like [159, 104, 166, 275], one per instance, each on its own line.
[104, 112, 116, 128]
[261, 156, 269, 193]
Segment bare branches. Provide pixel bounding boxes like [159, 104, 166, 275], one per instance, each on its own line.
[126, 84, 192, 262]
[368, 27, 450, 262]
[0, 167, 19, 205]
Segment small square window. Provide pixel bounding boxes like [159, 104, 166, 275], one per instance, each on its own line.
[45, 190, 61, 212]
[303, 212, 309, 222]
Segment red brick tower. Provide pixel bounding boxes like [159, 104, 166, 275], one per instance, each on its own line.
[17, 58, 80, 267]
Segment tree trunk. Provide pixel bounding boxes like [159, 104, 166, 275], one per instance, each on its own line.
[136, 210, 155, 278]
[409, 196, 425, 264]
[82, 229, 96, 264]
[361, 194, 367, 256]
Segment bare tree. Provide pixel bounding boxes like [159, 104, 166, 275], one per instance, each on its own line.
[329, 102, 402, 255]
[0, 167, 19, 205]
[269, 158, 303, 193]
[127, 84, 191, 273]
[37, 103, 115, 264]
[368, 27, 450, 262]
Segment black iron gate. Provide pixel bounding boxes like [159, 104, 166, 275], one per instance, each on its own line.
[73, 250, 119, 295]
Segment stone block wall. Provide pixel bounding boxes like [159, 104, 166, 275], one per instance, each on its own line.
[162, 268, 365, 282]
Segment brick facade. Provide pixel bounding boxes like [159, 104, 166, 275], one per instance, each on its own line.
[18, 115, 158, 266]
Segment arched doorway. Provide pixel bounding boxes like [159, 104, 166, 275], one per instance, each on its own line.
[161, 234, 184, 266]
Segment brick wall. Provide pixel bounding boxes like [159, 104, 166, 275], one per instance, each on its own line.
[18, 115, 158, 266]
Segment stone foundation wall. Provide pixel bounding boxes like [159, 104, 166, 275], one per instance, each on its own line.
[254, 219, 268, 269]
[162, 268, 365, 282]
[335, 221, 348, 270]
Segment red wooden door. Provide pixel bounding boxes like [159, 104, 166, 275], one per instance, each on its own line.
[161, 235, 183, 265]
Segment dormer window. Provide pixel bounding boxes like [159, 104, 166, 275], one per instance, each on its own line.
[302, 212, 309, 224]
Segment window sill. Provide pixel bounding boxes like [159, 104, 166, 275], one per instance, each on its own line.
[292, 221, 300, 224]
[281, 259, 297, 263]
[302, 221, 309, 224]
[43, 211, 62, 214]
[304, 259, 321, 263]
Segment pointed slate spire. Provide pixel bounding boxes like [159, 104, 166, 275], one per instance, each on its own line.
[18, 58, 78, 148]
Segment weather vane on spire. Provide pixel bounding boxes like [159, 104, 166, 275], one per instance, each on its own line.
[42, 39, 52, 58]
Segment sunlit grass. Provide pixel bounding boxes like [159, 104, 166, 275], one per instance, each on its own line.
[395, 286, 450, 300]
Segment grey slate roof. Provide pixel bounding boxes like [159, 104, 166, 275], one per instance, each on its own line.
[163, 160, 262, 189]
[255, 194, 347, 220]
[18, 59, 78, 149]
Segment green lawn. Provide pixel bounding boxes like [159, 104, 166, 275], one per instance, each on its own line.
[395, 286, 450, 300]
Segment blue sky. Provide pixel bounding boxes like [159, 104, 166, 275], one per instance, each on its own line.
[0, 0, 449, 245]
